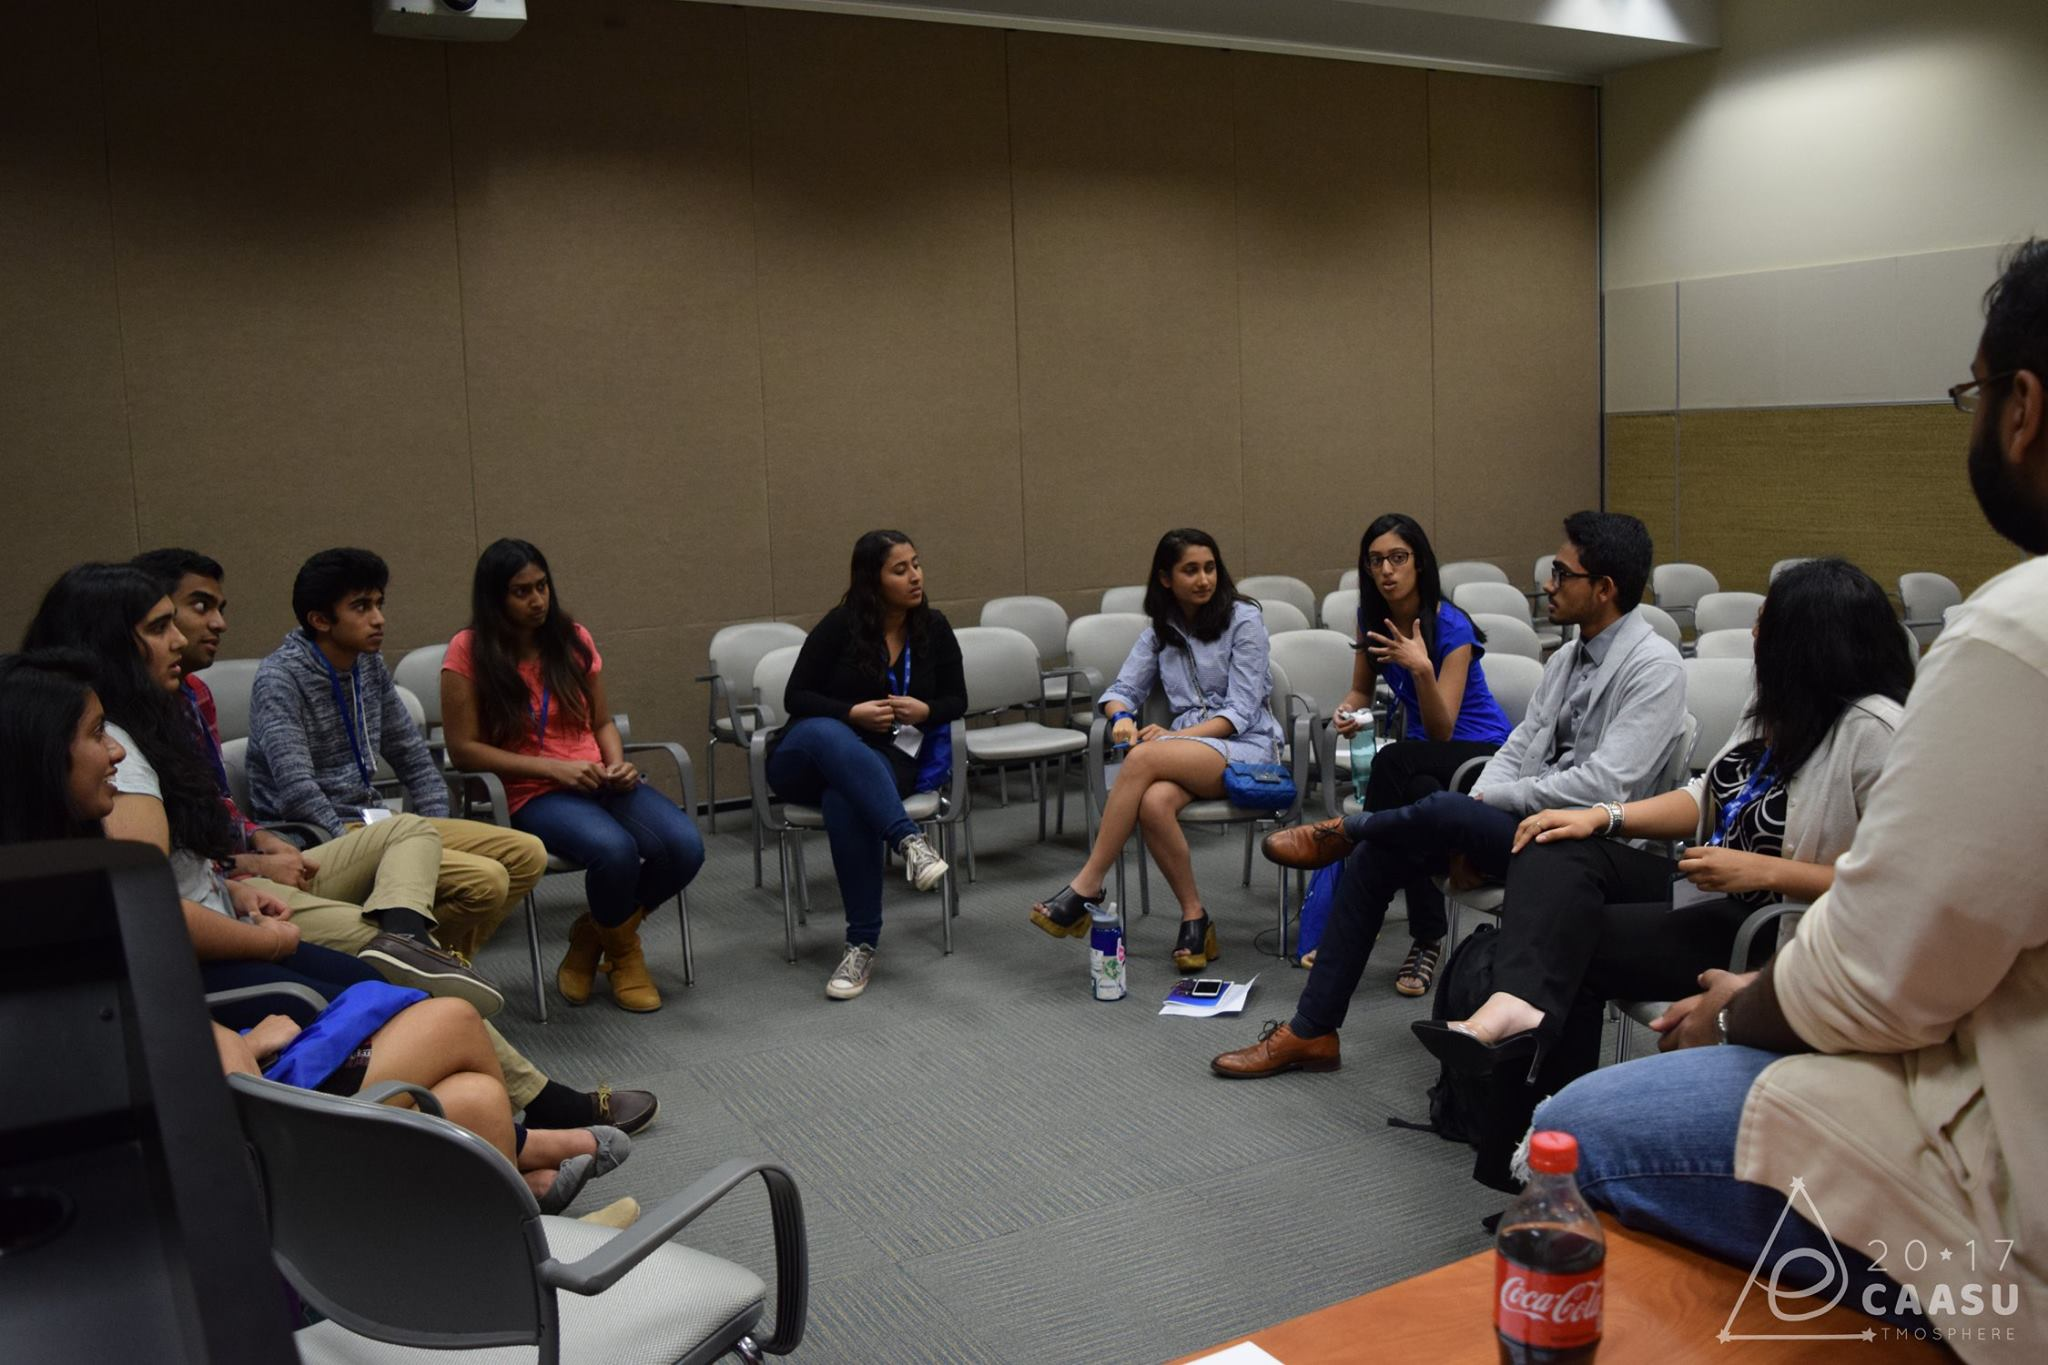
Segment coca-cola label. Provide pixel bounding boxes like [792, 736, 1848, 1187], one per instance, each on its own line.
[1495, 1255, 1603, 1349]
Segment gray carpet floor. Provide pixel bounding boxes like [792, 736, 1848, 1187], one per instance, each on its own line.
[473, 778, 1572, 1363]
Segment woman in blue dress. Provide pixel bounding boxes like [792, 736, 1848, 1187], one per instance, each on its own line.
[1030, 528, 1282, 971]
[1331, 512, 1512, 996]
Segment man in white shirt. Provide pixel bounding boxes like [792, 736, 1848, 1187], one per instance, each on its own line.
[1534, 239, 2048, 1361]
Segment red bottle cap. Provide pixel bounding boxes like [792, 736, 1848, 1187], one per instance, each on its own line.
[1527, 1130, 1579, 1174]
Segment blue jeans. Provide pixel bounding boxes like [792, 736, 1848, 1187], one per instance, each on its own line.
[1293, 790, 1518, 1033]
[513, 783, 704, 927]
[201, 942, 383, 1030]
[767, 717, 921, 948]
[1535, 1046, 1924, 1330]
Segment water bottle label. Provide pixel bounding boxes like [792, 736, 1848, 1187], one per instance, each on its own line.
[1494, 1257, 1603, 1350]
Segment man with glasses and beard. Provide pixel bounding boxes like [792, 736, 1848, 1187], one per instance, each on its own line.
[1214, 510, 1687, 1078]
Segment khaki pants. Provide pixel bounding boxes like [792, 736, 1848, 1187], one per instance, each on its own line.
[422, 817, 548, 959]
[252, 816, 551, 1109]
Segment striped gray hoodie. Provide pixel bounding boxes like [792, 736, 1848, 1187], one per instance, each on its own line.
[246, 630, 449, 839]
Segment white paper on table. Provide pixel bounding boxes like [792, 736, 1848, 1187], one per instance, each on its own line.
[1159, 974, 1257, 1017]
[1183, 1343, 1285, 1365]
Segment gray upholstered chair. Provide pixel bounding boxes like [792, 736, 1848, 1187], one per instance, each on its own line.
[1692, 590, 1766, 636]
[1237, 574, 1317, 625]
[1099, 584, 1146, 614]
[1899, 571, 1961, 650]
[956, 625, 1090, 857]
[1319, 587, 1360, 632]
[226, 1071, 806, 1365]
[1258, 599, 1311, 637]
[1439, 560, 1509, 596]
[203, 657, 264, 743]
[1470, 613, 1544, 661]
[1652, 564, 1721, 636]
[697, 621, 807, 861]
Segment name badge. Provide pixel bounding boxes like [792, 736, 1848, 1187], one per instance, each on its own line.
[360, 806, 393, 825]
[892, 723, 923, 759]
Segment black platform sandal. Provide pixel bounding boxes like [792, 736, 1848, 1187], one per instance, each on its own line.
[1410, 1019, 1544, 1085]
[1173, 913, 1219, 971]
[1029, 885, 1100, 939]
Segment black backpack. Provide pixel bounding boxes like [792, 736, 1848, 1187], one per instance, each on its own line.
[1390, 922, 1604, 1193]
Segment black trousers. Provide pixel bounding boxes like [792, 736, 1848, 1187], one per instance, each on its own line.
[1360, 739, 1500, 941]
[1493, 837, 1758, 1033]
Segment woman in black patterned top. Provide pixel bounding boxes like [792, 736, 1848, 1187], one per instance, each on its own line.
[1415, 559, 1916, 1080]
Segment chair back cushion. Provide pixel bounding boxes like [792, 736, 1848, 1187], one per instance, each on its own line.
[1469, 613, 1543, 661]
[204, 658, 263, 744]
[1267, 629, 1355, 719]
[751, 645, 805, 729]
[1099, 585, 1146, 614]
[391, 645, 447, 727]
[954, 626, 1044, 713]
[1479, 654, 1545, 726]
[979, 596, 1068, 663]
[1258, 599, 1310, 637]
[1237, 575, 1316, 623]
[1652, 563, 1720, 611]
[1693, 628, 1754, 659]
[1693, 591, 1765, 636]
[1684, 657, 1757, 773]
[1439, 561, 1510, 596]
[1452, 581, 1533, 623]
[710, 622, 809, 695]
[229, 1074, 548, 1347]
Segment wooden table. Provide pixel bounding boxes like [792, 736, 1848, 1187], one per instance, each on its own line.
[1173, 1217, 1949, 1363]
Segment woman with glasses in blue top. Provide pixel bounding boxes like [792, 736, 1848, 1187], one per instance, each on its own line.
[1326, 513, 1512, 994]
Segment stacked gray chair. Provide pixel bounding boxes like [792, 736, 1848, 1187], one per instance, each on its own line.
[696, 621, 808, 882]
[226, 1071, 806, 1365]
[1693, 590, 1766, 637]
[1650, 563, 1720, 638]
[1237, 575, 1317, 626]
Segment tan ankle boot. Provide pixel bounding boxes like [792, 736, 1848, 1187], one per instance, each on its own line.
[556, 913, 603, 1005]
[595, 911, 661, 1013]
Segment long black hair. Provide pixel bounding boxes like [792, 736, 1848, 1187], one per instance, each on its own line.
[839, 530, 930, 679]
[1142, 528, 1248, 652]
[1750, 558, 1916, 780]
[20, 564, 236, 860]
[0, 649, 108, 844]
[1354, 513, 1482, 670]
[463, 538, 597, 748]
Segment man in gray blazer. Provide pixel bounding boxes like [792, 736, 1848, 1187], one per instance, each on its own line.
[1215, 511, 1687, 1077]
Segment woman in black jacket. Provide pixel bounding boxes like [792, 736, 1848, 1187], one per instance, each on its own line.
[770, 530, 965, 1000]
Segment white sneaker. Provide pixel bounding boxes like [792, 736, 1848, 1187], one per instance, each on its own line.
[826, 943, 877, 1000]
[898, 833, 948, 892]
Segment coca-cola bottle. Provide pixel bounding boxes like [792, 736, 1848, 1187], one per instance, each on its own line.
[1495, 1130, 1605, 1363]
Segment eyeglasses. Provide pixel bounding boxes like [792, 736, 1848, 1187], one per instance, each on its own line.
[1548, 561, 1597, 586]
[1365, 550, 1412, 570]
[1950, 373, 2014, 414]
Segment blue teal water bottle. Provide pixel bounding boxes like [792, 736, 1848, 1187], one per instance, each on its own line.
[1088, 904, 1126, 1001]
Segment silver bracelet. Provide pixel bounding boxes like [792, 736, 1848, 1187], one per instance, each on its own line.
[1600, 801, 1624, 836]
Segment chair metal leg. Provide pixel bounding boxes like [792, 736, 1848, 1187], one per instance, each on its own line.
[964, 812, 978, 882]
[1136, 831, 1151, 918]
[1609, 1003, 1632, 1066]
[933, 821, 954, 955]
[1112, 843, 1126, 924]
[778, 837, 797, 963]
[1275, 858, 1289, 961]
[676, 887, 695, 986]
[524, 889, 548, 1024]
[793, 835, 811, 922]
[1241, 822, 1255, 887]
[1036, 761, 1049, 843]
[998, 765, 1009, 807]
[1054, 754, 1068, 836]
[706, 735, 720, 833]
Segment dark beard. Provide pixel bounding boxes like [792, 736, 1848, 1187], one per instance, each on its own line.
[1968, 423, 2048, 554]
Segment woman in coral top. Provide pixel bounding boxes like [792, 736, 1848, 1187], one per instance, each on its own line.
[442, 539, 704, 1014]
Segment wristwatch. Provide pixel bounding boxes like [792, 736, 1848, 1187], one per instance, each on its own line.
[1715, 1006, 1731, 1045]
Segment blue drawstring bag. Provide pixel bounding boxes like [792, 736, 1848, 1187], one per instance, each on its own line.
[260, 980, 427, 1090]
[1295, 862, 1343, 962]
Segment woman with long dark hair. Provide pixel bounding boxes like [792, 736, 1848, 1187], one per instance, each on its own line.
[0, 647, 629, 1212]
[1333, 513, 1512, 995]
[767, 529, 964, 1000]
[1030, 528, 1282, 971]
[441, 538, 704, 1014]
[1414, 558, 1914, 1083]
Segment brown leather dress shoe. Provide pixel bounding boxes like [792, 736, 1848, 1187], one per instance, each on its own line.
[1261, 817, 1356, 870]
[1211, 1020, 1340, 1078]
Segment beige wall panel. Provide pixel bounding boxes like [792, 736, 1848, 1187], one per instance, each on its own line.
[1009, 34, 1244, 596]
[1604, 284, 1678, 414]
[451, 0, 768, 636]
[1427, 72, 1599, 571]
[100, 0, 475, 646]
[1604, 415, 1678, 562]
[1231, 54, 1433, 581]
[1895, 244, 2006, 401]
[581, 621, 712, 804]
[1677, 405, 2019, 596]
[0, 5, 137, 635]
[1776, 259, 1898, 407]
[748, 10, 1023, 618]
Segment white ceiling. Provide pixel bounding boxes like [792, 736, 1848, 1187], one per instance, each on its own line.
[677, 0, 1721, 81]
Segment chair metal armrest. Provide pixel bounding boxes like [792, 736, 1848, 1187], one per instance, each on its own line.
[206, 983, 330, 1016]
[1448, 754, 1489, 795]
[933, 718, 970, 823]
[621, 740, 699, 820]
[1730, 904, 1803, 972]
[542, 1157, 809, 1354]
[1286, 707, 1317, 822]
[749, 726, 786, 835]
[356, 1080, 445, 1117]
[1084, 714, 1111, 810]
[451, 769, 517, 828]
[1039, 664, 1091, 710]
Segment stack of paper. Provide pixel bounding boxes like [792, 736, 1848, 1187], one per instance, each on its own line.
[1159, 974, 1257, 1017]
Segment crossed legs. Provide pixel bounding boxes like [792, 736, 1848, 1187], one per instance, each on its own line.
[1071, 737, 1226, 921]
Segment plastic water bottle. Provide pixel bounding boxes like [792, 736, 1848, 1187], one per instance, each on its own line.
[1495, 1131, 1605, 1362]
[1088, 903, 1126, 1001]
[1345, 707, 1376, 786]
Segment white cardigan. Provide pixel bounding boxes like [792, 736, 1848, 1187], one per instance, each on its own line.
[1683, 693, 1904, 915]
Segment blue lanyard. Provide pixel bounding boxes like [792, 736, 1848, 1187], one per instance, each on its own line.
[1708, 747, 1776, 848]
[890, 643, 911, 696]
[183, 684, 231, 794]
[313, 646, 375, 786]
[530, 685, 551, 744]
